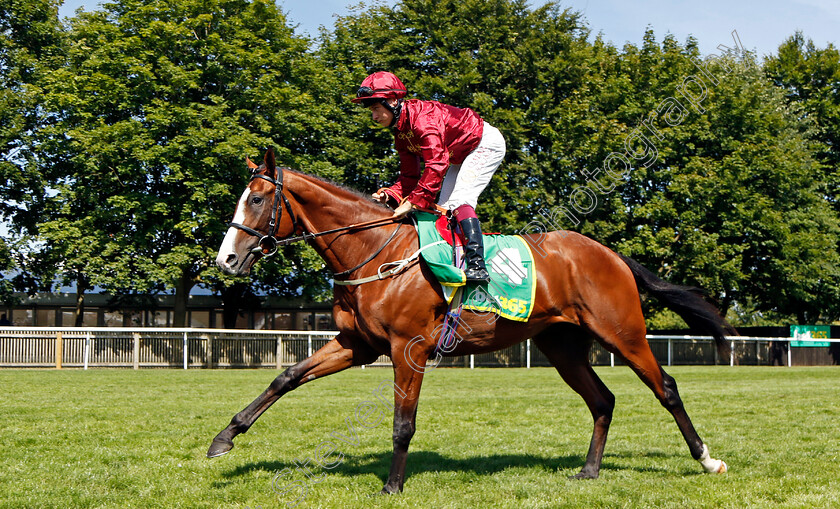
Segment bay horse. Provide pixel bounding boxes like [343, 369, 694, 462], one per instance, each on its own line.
[209, 149, 733, 494]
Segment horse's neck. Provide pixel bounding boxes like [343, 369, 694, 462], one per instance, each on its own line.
[286, 171, 407, 274]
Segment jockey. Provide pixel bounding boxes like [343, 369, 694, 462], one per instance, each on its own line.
[352, 71, 506, 283]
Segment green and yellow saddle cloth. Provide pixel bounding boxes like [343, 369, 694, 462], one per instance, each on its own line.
[414, 211, 536, 322]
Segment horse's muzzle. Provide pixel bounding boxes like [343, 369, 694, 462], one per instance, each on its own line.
[216, 252, 250, 276]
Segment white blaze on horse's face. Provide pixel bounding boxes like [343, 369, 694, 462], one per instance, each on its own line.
[216, 188, 253, 275]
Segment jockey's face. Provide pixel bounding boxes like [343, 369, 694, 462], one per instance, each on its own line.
[368, 101, 395, 128]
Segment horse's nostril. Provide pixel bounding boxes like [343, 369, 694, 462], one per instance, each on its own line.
[226, 254, 238, 267]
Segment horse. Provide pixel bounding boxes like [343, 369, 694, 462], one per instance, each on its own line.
[209, 148, 734, 494]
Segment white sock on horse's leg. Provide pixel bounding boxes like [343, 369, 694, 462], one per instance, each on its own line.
[698, 444, 728, 473]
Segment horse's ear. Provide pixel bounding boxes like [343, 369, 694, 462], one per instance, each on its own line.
[245, 156, 258, 170]
[264, 148, 276, 172]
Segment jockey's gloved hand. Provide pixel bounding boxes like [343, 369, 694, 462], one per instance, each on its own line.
[392, 199, 414, 219]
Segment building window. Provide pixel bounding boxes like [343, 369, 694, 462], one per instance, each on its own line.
[61, 309, 75, 326]
[153, 310, 168, 327]
[190, 311, 210, 328]
[12, 309, 34, 326]
[273, 312, 293, 330]
[234, 312, 249, 329]
[253, 312, 268, 330]
[103, 311, 124, 327]
[126, 311, 144, 327]
[316, 313, 332, 330]
[36, 308, 56, 327]
[82, 311, 98, 327]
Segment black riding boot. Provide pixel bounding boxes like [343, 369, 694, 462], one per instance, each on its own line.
[458, 217, 491, 283]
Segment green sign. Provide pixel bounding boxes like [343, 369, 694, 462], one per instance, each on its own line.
[790, 325, 831, 347]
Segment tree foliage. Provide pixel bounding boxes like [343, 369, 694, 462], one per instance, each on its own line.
[765, 32, 840, 205]
[320, 2, 840, 324]
[1, 0, 62, 227]
[763, 33, 840, 321]
[1, 0, 64, 304]
[614, 53, 840, 323]
[28, 0, 338, 324]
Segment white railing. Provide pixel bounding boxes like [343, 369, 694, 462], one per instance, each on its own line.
[0, 328, 835, 369]
[0, 327, 347, 369]
[645, 335, 838, 368]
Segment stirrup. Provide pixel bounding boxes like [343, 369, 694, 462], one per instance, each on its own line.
[464, 267, 490, 283]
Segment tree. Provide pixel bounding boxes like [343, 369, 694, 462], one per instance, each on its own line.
[1, 0, 62, 230]
[31, 0, 336, 325]
[763, 33, 840, 321]
[765, 32, 840, 208]
[606, 37, 840, 324]
[0, 238, 14, 305]
[321, 2, 840, 325]
[1, 0, 64, 308]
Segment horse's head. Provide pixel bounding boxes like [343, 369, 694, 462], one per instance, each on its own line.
[216, 149, 297, 276]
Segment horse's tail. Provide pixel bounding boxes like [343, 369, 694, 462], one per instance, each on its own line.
[618, 254, 737, 358]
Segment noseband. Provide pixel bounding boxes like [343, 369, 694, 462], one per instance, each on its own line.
[229, 166, 299, 257]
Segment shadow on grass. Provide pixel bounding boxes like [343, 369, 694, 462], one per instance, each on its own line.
[218, 448, 698, 485]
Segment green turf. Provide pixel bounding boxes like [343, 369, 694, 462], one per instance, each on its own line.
[1, 366, 838, 508]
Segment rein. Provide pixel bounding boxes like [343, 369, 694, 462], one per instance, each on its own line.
[228, 165, 404, 279]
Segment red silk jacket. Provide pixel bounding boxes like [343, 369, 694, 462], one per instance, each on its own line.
[382, 99, 483, 209]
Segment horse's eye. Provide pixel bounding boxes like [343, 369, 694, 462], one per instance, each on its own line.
[251, 196, 263, 205]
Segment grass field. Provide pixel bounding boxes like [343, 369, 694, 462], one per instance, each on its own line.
[2, 366, 839, 508]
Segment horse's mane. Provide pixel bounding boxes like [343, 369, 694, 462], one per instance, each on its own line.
[283, 167, 395, 214]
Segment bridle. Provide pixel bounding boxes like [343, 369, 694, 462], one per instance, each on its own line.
[228, 165, 405, 278]
[228, 165, 300, 257]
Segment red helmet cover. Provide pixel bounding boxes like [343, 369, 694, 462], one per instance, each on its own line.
[351, 71, 407, 103]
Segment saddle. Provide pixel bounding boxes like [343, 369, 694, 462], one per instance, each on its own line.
[414, 211, 536, 322]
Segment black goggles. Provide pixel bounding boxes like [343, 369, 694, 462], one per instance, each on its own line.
[356, 87, 404, 99]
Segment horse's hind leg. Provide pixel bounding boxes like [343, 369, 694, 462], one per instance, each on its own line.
[533, 326, 615, 479]
[586, 318, 728, 474]
[207, 333, 379, 458]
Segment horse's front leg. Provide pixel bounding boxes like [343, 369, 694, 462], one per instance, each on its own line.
[207, 333, 378, 458]
[380, 338, 430, 494]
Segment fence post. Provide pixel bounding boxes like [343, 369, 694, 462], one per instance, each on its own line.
[730, 340, 735, 367]
[55, 332, 63, 369]
[84, 331, 90, 370]
[307, 335, 312, 358]
[667, 338, 672, 367]
[133, 332, 140, 370]
[183, 331, 188, 370]
[526, 339, 531, 369]
[276, 335, 282, 370]
[610, 352, 614, 367]
[470, 354, 474, 369]
[205, 334, 213, 369]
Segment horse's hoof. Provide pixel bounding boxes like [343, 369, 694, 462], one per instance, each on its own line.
[207, 438, 234, 458]
[378, 485, 401, 495]
[569, 470, 598, 480]
[701, 458, 728, 473]
[699, 444, 727, 474]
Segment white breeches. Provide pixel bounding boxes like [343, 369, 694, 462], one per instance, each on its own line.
[437, 122, 506, 210]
